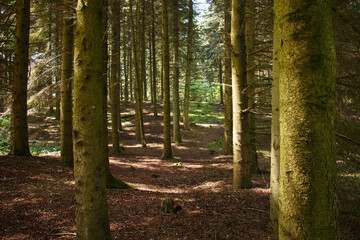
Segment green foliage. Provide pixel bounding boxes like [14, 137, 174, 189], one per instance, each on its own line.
[174, 162, 182, 167]
[188, 102, 223, 124]
[29, 141, 60, 155]
[0, 115, 11, 155]
[206, 139, 223, 152]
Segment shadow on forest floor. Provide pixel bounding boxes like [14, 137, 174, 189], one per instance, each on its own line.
[0, 101, 358, 239]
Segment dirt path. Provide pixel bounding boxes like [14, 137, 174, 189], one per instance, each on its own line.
[0, 102, 272, 239]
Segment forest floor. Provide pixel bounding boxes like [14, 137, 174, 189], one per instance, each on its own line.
[0, 101, 359, 240]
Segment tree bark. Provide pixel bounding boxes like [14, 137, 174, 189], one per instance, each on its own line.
[151, 0, 158, 117]
[276, 1, 337, 239]
[245, 0, 258, 173]
[231, 0, 252, 189]
[183, 0, 194, 131]
[161, 0, 172, 159]
[10, 0, 31, 156]
[223, 0, 232, 155]
[110, 0, 120, 153]
[73, 0, 110, 238]
[60, 0, 74, 167]
[171, 0, 181, 143]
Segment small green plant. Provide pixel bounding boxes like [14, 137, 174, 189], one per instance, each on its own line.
[206, 139, 223, 152]
[0, 114, 11, 155]
[30, 141, 60, 155]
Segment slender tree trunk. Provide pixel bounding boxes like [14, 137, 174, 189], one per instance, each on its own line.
[269, 9, 280, 235]
[183, 0, 194, 131]
[245, 0, 258, 173]
[55, 11, 61, 121]
[219, 60, 223, 105]
[276, 1, 337, 239]
[110, 0, 120, 153]
[60, 0, 74, 167]
[140, 0, 147, 101]
[10, 0, 31, 156]
[162, 0, 172, 159]
[231, 0, 252, 189]
[73, 0, 110, 238]
[223, 0, 232, 155]
[171, 0, 181, 143]
[151, 0, 158, 117]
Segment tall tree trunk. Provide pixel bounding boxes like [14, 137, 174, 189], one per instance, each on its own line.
[219, 60, 223, 105]
[132, 0, 146, 147]
[245, 0, 258, 173]
[140, 0, 147, 101]
[231, 0, 252, 189]
[269, 9, 280, 234]
[171, 0, 181, 143]
[223, 0, 232, 155]
[73, 0, 110, 238]
[10, 0, 31, 156]
[110, 0, 120, 153]
[276, 1, 337, 239]
[60, 0, 74, 167]
[161, 0, 172, 159]
[151, 0, 158, 117]
[183, 0, 194, 131]
[55, 11, 61, 121]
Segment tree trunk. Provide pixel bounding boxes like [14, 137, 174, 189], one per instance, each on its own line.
[73, 0, 110, 238]
[151, 0, 158, 117]
[110, 0, 120, 153]
[219, 60, 223, 105]
[245, 0, 258, 173]
[161, 0, 172, 159]
[231, 0, 252, 189]
[183, 0, 194, 131]
[276, 1, 337, 239]
[10, 0, 31, 156]
[223, 0, 232, 155]
[171, 0, 181, 143]
[60, 0, 74, 167]
[269, 9, 280, 235]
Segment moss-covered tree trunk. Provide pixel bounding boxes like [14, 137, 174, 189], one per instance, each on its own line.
[223, 0, 232, 155]
[171, 0, 181, 143]
[60, 0, 74, 167]
[73, 0, 110, 238]
[269, 10, 280, 234]
[245, 0, 258, 173]
[231, 0, 252, 189]
[110, 0, 120, 153]
[183, 0, 194, 131]
[276, 1, 337, 239]
[10, 0, 31, 156]
[162, 0, 172, 159]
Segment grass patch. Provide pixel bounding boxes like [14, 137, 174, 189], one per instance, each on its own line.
[189, 102, 224, 124]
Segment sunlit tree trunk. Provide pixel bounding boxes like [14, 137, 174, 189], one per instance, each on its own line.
[73, 0, 110, 238]
[60, 0, 74, 167]
[162, 0, 172, 159]
[276, 1, 337, 239]
[10, 0, 31, 156]
[110, 0, 120, 153]
[183, 0, 194, 131]
[231, 0, 252, 189]
[171, 0, 181, 143]
[270, 10, 280, 234]
[223, 0, 232, 155]
[245, 0, 258, 173]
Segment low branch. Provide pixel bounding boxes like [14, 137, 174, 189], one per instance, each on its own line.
[336, 133, 360, 147]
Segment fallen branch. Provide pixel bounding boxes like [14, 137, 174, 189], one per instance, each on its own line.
[243, 207, 270, 215]
[336, 133, 360, 147]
